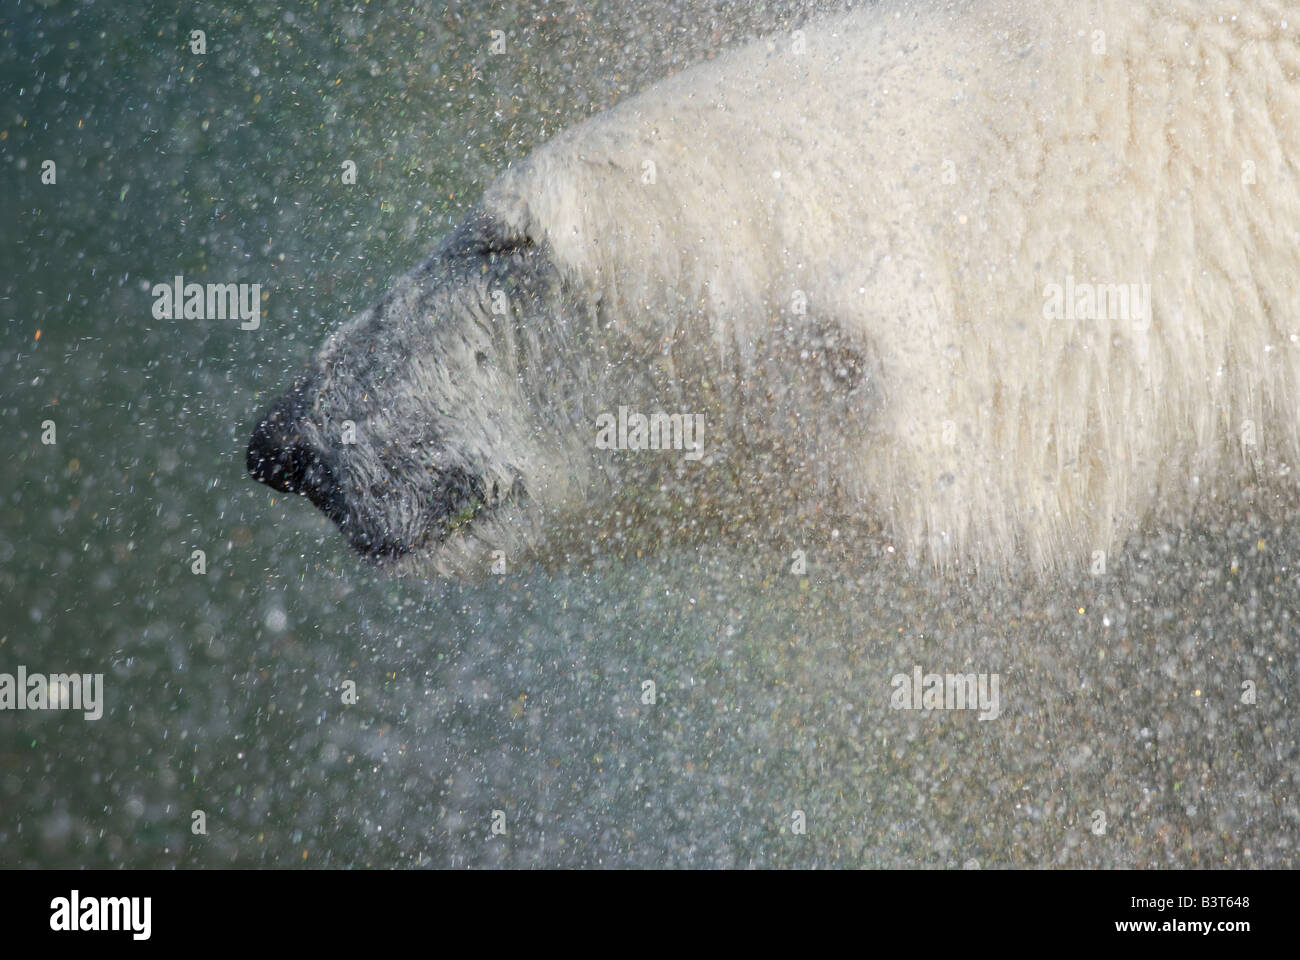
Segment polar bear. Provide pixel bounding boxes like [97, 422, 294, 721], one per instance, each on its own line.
[247, 0, 1300, 577]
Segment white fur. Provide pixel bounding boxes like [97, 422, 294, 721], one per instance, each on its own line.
[479, 0, 1300, 573]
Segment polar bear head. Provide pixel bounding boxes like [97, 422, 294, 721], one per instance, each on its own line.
[246, 211, 600, 574]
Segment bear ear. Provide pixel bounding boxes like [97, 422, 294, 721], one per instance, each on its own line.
[440, 205, 532, 259]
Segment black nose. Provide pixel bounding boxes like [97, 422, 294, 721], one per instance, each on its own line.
[246, 390, 340, 511]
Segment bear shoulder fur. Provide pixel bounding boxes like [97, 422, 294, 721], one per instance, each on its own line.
[474, 0, 1300, 572]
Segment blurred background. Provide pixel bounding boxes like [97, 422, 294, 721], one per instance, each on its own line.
[1, 0, 1296, 867]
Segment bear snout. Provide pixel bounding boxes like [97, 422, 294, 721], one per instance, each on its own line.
[246, 398, 342, 519]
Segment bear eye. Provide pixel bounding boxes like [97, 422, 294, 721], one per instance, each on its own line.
[475, 350, 490, 367]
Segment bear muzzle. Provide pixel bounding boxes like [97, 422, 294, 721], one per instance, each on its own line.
[246, 394, 345, 522]
[247, 387, 510, 561]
